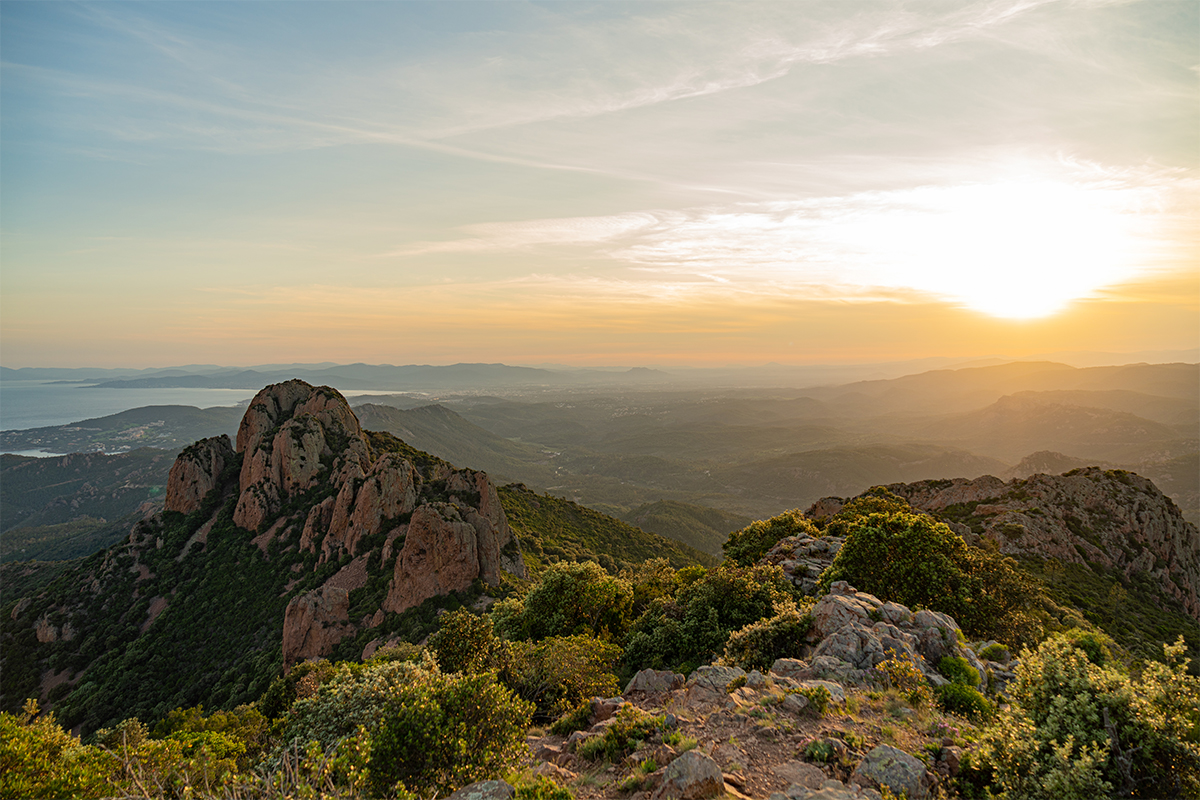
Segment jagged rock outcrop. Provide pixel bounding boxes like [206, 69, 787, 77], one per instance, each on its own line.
[164, 435, 235, 514]
[161, 380, 527, 669]
[776, 582, 985, 689]
[233, 381, 370, 531]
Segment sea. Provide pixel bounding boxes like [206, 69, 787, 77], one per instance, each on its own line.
[0, 380, 255, 433]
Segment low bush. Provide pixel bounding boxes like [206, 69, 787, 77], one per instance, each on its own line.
[575, 705, 664, 763]
[977, 634, 1200, 799]
[978, 643, 1009, 663]
[368, 671, 533, 797]
[936, 683, 995, 722]
[549, 702, 592, 736]
[505, 635, 622, 719]
[938, 656, 980, 687]
[720, 599, 814, 672]
[622, 563, 794, 676]
[0, 700, 114, 799]
[493, 561, 633, 642]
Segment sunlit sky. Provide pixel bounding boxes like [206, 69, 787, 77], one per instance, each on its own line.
[2, 0, 1197, 368]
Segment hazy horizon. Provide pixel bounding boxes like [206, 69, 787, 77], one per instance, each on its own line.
[2, 1, 1197, 368]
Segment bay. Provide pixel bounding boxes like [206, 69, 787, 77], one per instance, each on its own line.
[0, 381, 254, 432]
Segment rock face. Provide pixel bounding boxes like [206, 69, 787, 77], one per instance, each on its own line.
[281, 585, 354, 668]
[165, 435, 235, 514]
[885, 468, 1200, 620]
[158, 380, 526, 670]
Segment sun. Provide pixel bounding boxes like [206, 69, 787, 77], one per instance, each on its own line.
[833, 179, 1148, 319]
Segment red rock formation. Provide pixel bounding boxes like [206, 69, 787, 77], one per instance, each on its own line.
[233, 381, 370, 531]
[383, 504, 484, 615]
[165, 435, 235, 514]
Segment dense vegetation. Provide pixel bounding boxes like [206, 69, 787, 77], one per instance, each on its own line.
[2, 384, 1197, 800]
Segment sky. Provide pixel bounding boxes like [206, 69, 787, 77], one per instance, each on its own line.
[1, 0, 1197, 368]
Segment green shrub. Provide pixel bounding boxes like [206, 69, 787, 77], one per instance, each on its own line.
[938, 656, 980, 687]
[977, 634, 1200, 799]
[276, 659, 430, 762]
[804, 739, 835, 763]
[149, 704, 268, 765]
[723, 510, 820, 566]
[514, 774, 573, 800]
[794, 685, 831, 716]
[1061, 627, 1112, 667]
[368, 671, 532, 797]
[819, 510, 1042, 645]
[663, 730, 697, 751]
[936, 683, 995, 721]
[494, 561, 634, 642]
[622, 563, 794, 676]
[549, 702, 592, 736]
[875, 653, 935, 708]
[429, 608, 507, 674]
[575, 706, 665, 763]
[257, 658, 338, 721]
[0, 700, 114, 799]
[720, 599, 814, 672]
[978, 643, 1010, 663]
[504, 635, 622, 719]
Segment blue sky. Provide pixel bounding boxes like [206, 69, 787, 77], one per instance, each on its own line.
[2, 1, 1196, 367]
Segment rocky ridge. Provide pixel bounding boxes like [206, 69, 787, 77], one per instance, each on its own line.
[800, 468, 1199, 622]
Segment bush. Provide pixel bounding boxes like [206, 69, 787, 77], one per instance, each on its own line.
[514, 774, 573, 800]
[938, 656, 980, 687]
[723, 509, 820, 566]
[977, 634, 1200, 799]
[978, 643, 1010, 663]
[258, 659, 338, 721]
[622, 563, 794, 676]
[936, 683, 995, 721]
[504, 635, 622, 719]
[819, 510, 1042, 645]
[720, 599, 814, 672]
[549, 702, 592, 736]
[429, 608, 507, 674]
[368, 671, 532, 797]
[795, 685, 831, 716]
[276, 659, 431, 762]
[875, 653, 934, 708]
[494, 560, 633, 642]
[0, 700, 114, 799]
[575, 705, 664, 763]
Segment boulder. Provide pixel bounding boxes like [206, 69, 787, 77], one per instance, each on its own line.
[445, 781, 515, 800]
[773, 761, 826, 789]
[624, 668, 686, 695]
[852, 745, 930, 800]
[769, 778, 883, 800]
[651, 751, 724, 800]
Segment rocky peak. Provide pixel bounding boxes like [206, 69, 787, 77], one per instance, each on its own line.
[233, 381, 370, 531]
